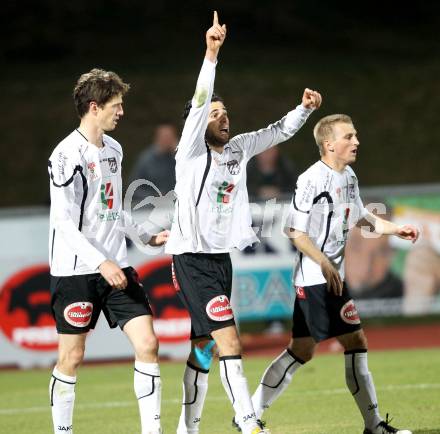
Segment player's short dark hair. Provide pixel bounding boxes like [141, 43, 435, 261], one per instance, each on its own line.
[73, 68, 130, 118]
[182, 93, 224, 121]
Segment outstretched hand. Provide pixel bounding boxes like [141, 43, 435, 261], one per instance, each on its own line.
[302, 88, 322, 110]
[396, 224, 420, 243]
[206, 11, 227, 60]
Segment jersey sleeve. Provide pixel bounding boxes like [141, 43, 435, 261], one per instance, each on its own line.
[48, 152, 107, 270]
[230, 104, 313, 159]
[284, 172, 316, 233]
[175, 58, 217, 161]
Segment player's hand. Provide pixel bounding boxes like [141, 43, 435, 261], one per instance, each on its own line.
[99, 260, 128, 290]
[302, 88, 322, 110]
[206, 11, 227, 57]
[396, 224, 420, 243]
[148, 230, 170, 246]
[321, 258, 343, 296]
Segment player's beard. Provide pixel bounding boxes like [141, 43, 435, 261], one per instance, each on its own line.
[205, 128, 229, 147]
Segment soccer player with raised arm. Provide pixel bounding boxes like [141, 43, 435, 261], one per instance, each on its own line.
[248, 114, 418, 434]
[48, 68, 168, 434]
[165, 11, 322, 434]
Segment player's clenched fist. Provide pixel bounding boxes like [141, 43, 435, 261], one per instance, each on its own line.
[302, 88, 322, 110]
[206, 11, 227, 53]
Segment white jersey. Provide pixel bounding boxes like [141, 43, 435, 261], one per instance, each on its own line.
[285, 160, 368, 286]
[165, 58, 313, 255]
[48, 130, 151, 276]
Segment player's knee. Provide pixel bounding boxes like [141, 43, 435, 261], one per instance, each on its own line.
[221, 335, 241, 355]
[289, 343, 315, 363]
[137, 334, 159, 358]
[59, 345, 85, 370]
[342, 331, 368, 351]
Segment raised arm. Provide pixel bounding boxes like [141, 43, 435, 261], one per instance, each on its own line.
[231, 88, 322, 158]
[176, 12, 227, 161]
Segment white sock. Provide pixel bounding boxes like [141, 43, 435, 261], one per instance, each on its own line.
[49, 367, 76, 434]
[252, 349, 304, 419]
[134, 361, 162, 434]
[219, 356, 259, 434]
[345, 350, 382, 430]
[177, 362, 209, 434]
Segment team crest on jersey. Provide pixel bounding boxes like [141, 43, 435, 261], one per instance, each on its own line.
[227, 159, 240, 175]
[108, 157, 118, 173]
[348, 183, 356, 200]
[340, 299, 360, 325]
[206, 295, 234, 321]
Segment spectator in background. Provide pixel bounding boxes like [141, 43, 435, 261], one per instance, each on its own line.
[129, 122, 178, 202]
[245, 146, 298, 255]
[247, 146, 298, 201]
[403, 243, 440, 314]
[345, 226, 403, 299]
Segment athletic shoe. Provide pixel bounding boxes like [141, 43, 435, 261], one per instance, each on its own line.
[363, 414, 412, 434]
[232, 417, 267, 432]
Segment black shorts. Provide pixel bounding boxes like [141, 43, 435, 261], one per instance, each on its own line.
[172, 253, 235, 339]
[50, 266, 152, 334]
[292, 282, 362, 342]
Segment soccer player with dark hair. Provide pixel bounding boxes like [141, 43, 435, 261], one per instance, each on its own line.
[166, 11, 322, 434]
[248, 114, 418, 434]
[48, 68, 168, 434]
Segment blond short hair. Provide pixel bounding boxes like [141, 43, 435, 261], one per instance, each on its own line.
[313, 114, 353, 156]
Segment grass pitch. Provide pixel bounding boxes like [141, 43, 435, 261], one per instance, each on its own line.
[1, 348, 440, 434]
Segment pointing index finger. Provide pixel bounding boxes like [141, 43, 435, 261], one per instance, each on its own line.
[213, 10, 219, 25]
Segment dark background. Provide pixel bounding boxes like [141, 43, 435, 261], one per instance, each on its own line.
[1, 1, 439, 207]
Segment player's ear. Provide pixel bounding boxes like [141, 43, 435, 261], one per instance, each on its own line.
[323, 139, 333, 154]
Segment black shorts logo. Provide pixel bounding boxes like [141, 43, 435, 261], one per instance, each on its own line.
[63, 302, 93, 327]
[340, 299, 360, 325]
[205, 295, 234, 321]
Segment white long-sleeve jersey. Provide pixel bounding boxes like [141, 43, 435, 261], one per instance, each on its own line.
[165, 58, 314, 255]
[285, 160, 369, 286]
[48, 131, 151, 276]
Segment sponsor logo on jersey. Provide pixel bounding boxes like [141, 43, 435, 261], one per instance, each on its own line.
[340, 299, 361, 325]
[0, 265, 57, 351]
[295, 286, 306, 299]
[206, 295, 234, 321]
[63, 302, 93, 327]
[227, 159, 240, 175]
[108, 157, 118, 173]
[217, 181, 235, 204]
[100, 182, 114, 209]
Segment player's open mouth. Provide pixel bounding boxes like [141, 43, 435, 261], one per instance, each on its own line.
[220, 128, 229, 133]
